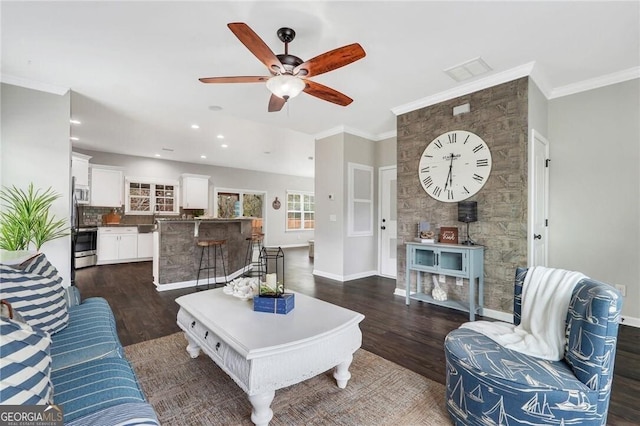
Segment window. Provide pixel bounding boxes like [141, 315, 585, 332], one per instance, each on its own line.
[215, 188, 265, 221]
[125, 177, 179, 214]
[348, 163, 373, 236]
[287, 191, 314, 231]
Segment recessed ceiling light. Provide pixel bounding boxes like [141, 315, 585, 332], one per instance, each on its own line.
[264, 151, 271, 155]
[70, 119, 81, 125]
[70, 136, 79, 141]
[208, 105, 222, 111]
[221, 144, 228, 148]
[217, 134, 224, 139]
[200, 155, 207, 159]
[191, 124, 200, 129]
[308, 156, 314, 160]
[154, 154, 161, 157]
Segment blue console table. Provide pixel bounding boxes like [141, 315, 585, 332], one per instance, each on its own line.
[405, 242, 484, 321]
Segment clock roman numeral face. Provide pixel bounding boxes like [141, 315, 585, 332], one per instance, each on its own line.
[417, 130, 492, 202]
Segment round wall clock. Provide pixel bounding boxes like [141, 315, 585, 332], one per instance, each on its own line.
[418, 130, 492, 202]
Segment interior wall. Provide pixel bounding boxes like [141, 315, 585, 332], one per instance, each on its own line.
[376, 135, 397, 168]
[75, 149, 314, 247]
[314, 133, 345, 278]
[1, 83, 72, 285]
[548, 79, 640, 320]
[344, 133, 377, 278]
[397, 78, 529, 313]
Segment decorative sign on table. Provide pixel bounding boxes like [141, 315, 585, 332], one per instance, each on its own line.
[439, 227, 459, 244]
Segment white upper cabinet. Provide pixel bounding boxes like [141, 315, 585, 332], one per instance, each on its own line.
[91, 165, 124, 207]
[71, 152, 91, 186]
[181, 174, 210, 210]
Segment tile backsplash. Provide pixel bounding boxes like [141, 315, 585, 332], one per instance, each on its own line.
[78, 206, 204, 226]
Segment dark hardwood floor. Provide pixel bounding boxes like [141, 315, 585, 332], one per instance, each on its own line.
[75, 247, 640, 425]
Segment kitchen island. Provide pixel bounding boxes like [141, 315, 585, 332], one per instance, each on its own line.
[152, 218, 254, 290]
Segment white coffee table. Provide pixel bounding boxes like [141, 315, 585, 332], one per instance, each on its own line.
[175, 289, 365, 426]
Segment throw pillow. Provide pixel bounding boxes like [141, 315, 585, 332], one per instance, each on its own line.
[20, 254, 64, 288]
[0, 317, 53, 405]
[0, 265, 69, 334]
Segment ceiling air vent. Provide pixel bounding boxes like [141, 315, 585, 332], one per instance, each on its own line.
[444, 57, 492, 82]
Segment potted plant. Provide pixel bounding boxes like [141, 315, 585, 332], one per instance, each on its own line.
[0, 183, 68, 251]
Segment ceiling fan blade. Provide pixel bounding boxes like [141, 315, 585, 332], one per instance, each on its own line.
[294, 43, 366, 77]
[268, 94, 286, 112]
[228, 23, 284, 74]
[303, 80, 353, 106]
[199, 76, 269, 84]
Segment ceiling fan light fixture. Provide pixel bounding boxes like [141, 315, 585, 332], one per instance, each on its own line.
[266, 74, 305, 100]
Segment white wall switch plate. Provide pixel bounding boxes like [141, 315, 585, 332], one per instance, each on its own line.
[615, 284, 626, 297]
[329, 214, 337, 222]
[439, 274, 446, 283]
[456, 277, 464, 286]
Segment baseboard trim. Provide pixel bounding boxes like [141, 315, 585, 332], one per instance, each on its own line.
[481, 308, 513, 323]
[154, 267, 246, 292]
[620, 316, 640, 328]
[393, 288, 640, 328]
[312, 269, 377, 282]
[270, 243, 309, 249]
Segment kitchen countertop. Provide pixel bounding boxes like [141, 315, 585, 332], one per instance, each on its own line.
[155, 217, 253, 223]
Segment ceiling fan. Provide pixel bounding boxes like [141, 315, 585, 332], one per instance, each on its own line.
[199, 23, 366, 112]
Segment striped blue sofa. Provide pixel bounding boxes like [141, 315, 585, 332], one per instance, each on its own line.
[1, 255, 159, 425]
[444, 267, 623, 426]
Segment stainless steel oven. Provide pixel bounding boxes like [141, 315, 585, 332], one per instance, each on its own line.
[74, 227, 97, 268]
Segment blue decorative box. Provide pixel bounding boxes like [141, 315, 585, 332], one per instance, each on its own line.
[253, 293, 295, 314]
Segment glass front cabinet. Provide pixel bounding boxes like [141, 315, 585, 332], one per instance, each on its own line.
[405, 242, 484, 320]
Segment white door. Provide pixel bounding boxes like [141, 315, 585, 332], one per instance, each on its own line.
[379, 166, 397, 277]
[528, 130, 550, 266]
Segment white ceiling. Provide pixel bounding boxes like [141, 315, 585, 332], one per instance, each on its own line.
[2, 1, 639, 178]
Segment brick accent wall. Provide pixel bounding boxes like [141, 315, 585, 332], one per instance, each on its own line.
[397, 77, 528, 313]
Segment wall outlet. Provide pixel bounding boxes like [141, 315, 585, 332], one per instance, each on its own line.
[456, 277, 464, 286]
[615, 284, 626, 297]
[439, 274, 446, 283]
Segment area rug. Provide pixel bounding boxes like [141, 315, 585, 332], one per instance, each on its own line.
[124, 332, 450, 425]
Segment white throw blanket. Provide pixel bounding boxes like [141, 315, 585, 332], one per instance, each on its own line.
[461, 266, 587, 361]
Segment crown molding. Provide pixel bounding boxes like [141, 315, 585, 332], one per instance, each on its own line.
[314, 126, 347, 141]
[391, 62, 536, 116]
[1, 74, 69, 96]
[314, 125, 393, 142]
[548, 66, 640, 99]
[376, 130, 397, 141]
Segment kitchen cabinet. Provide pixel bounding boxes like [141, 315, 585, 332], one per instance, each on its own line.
[137, 232, 154, 259]
[405, 242, 484, 321]
[91, 165, 124, 207]
[71, 152, 91, 186]
[181, 174, 210, 209]
[97, 227, 138, 264]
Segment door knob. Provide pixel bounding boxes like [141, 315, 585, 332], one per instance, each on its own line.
[381, 226, 386, 230]
[534, 234, 542, 240]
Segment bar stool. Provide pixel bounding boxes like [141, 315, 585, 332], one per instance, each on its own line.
[195, 239, 227, 291]
[243, 233, 264, 277]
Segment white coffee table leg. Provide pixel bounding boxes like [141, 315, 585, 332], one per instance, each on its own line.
[248, 390, 275, 426]
[333, 353, 354, 389]
[184, 333, 201, 358]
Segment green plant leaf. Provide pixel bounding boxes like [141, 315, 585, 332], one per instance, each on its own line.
[0, 183, 69, 251]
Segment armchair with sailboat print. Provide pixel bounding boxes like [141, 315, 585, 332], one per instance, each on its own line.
[444, 267, 623, 426]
